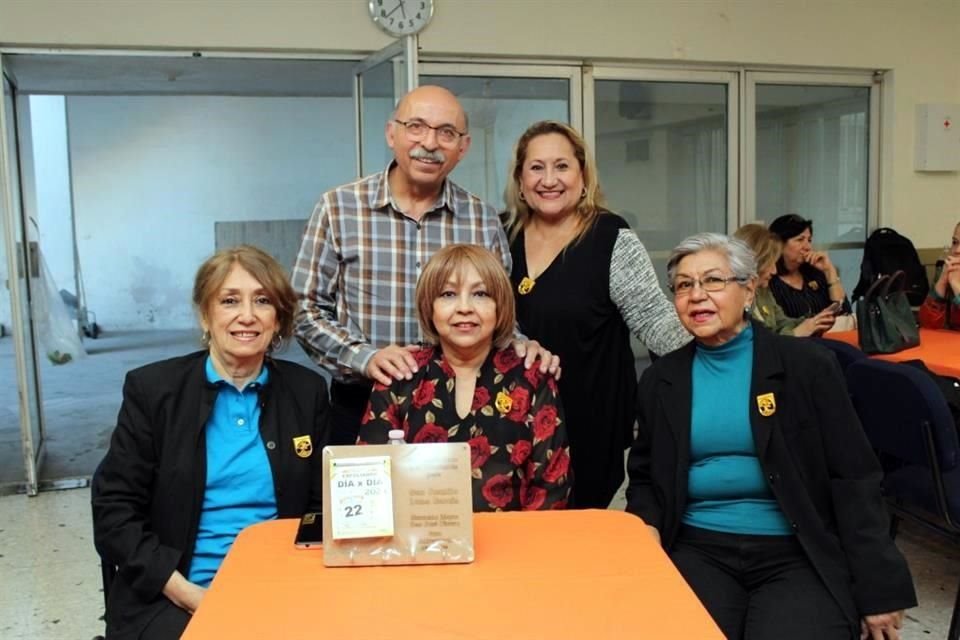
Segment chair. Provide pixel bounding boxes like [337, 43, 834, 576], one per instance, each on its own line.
[811, 337, 867, 373]
[846, 358, 960, 639]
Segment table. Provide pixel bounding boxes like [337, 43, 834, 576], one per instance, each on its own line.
[825, 328, 960, 378]
[182, 510, 723, 640]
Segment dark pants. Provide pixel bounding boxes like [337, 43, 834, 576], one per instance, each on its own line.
[329, 381, 372, 445]
[568, 471, 620, 509]
[670, 525, 856, 640]
[135, 600, 191, 640]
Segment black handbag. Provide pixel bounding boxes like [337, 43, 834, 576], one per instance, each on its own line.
[856, 270, 921, 354]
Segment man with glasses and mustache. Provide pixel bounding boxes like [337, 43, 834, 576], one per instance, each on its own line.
[293, 85, 558, 446]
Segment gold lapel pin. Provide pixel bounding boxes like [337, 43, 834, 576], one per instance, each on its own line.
[517, 276, 536, 295]
[495, 390, 513, 414]
[756, 393, 776, 417]
[293, 435, 313, 458]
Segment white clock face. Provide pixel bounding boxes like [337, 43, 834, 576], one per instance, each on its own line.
[368, 0, 434, 37]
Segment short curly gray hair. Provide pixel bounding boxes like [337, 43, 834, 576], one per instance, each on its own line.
[666, 233, 757, 285]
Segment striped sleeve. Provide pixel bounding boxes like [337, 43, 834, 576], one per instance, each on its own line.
[609, 229, 692, 356]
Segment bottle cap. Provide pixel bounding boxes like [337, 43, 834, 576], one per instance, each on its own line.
[387, 429, 405, 442]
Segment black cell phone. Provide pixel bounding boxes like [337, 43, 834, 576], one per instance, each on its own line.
[294, 512, 324, 548]
[826, 301, 842, 314]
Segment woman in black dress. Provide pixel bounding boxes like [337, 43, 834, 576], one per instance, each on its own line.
[503, 120, 690, 508]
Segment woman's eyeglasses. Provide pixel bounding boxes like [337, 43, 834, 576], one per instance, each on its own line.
[670, 275, 747, 296]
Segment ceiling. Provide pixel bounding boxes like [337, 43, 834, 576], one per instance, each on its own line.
[4, 53, 868, 110]
[4, 54, 358, 97]
[4, 54, 575, 101]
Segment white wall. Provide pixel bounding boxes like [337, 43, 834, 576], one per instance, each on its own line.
[67, 95, 355, 329]
[1, 0, 958, 244]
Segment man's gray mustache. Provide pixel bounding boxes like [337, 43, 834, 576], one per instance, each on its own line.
[410, 148, 446, 163]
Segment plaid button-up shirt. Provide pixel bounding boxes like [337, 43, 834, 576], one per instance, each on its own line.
[292, 164, 510, 383]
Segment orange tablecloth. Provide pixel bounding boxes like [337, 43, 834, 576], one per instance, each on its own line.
[182, 510, 722, 640]
[825, 328, 960, 378]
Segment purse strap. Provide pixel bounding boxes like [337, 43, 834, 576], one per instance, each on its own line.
[862, 273, 891, 302]
[880, 270, 906, 297]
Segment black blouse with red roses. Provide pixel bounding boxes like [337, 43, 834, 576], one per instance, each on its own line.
[358, 346, 571, 511]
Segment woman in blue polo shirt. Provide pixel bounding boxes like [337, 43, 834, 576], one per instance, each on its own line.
[92, 245, 329, 640]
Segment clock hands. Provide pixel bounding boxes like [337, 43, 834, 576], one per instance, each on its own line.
[375, 0, 429, 33]
[384, 0, 408, 20]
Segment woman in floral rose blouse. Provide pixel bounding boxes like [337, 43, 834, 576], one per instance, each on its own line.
[357, 244, 571, 511]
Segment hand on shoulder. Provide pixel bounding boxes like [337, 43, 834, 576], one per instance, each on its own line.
[366, 344, 421, 386]
[511, 339, 561, 379]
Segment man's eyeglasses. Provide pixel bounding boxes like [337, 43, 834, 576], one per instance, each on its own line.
[670, 275, 747, 296]
[393, 119, 467, 147]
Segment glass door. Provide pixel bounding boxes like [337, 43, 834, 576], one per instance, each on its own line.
[0, 52, 364, 491]
[354, 37, 418, 177]
[0, 56, 46, 495]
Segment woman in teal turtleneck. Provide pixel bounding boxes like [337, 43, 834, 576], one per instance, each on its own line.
[626, 233, 915, 640]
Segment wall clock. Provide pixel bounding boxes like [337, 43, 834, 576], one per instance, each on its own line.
[368, 0, 435, 37]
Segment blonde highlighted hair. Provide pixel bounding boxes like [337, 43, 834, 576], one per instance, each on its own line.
[733, 223, 783, 275]
[504, 120, 605, 244]
[415, 244, 515, 349]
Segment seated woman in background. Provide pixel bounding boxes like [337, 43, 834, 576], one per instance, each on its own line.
[768, 214, 851, 319]
[92, 245, 329, 639]
[358, 244, 571, 511]
[734, 223, 836, 336]
[919, 220, 960, 329]
[626, 232, 915, 640]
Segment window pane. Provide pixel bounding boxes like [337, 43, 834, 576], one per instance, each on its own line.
[595, 80, 728, 286]
[359, 60, 396, 176]
[421, 75, 569, 209]
[755, 84, 870, 246]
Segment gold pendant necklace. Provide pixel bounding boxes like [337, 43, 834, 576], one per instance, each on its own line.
[518, 276, 536, 295]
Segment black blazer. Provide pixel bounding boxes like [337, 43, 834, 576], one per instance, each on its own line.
[626, 322, 916, 623]
[92, 351, 329, 639]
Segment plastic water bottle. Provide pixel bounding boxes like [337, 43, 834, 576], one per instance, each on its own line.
[387, 429, 405, 445]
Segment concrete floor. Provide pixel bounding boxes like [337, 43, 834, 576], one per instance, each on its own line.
[0, 329, 315, 488]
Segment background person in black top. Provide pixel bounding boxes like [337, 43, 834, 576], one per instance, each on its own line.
[768, 213, 851, 320]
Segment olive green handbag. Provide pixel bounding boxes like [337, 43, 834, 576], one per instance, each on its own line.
[856, 270, 920, 354]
